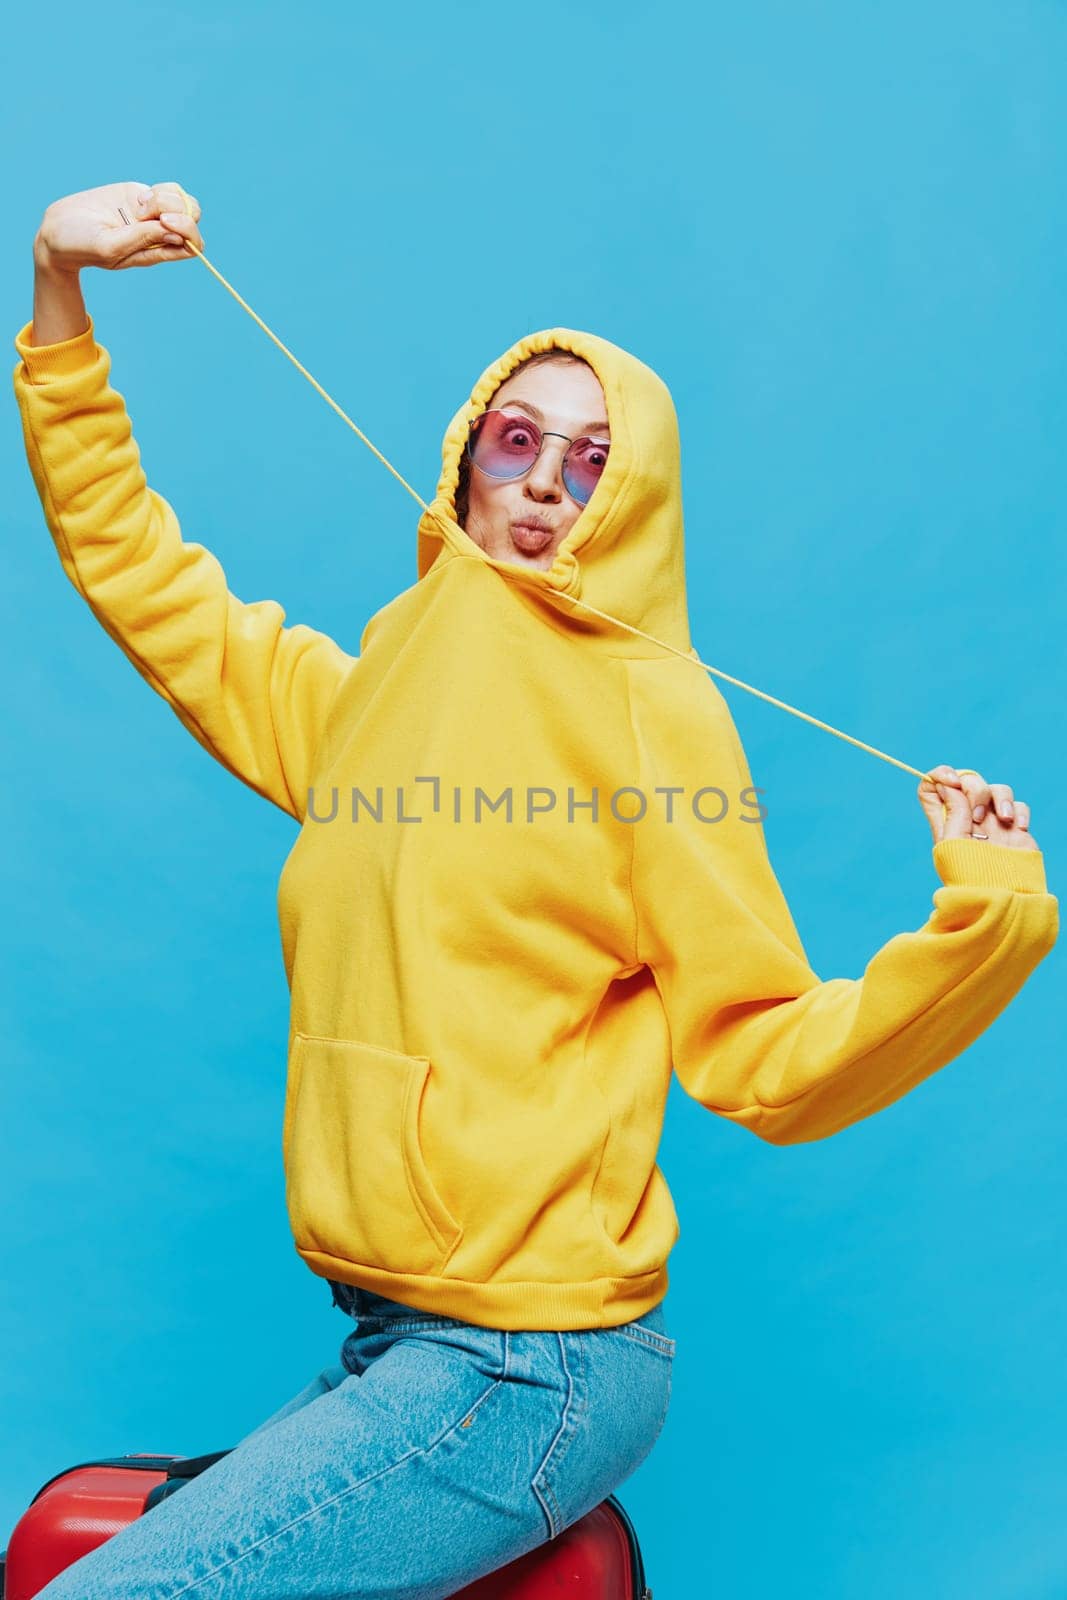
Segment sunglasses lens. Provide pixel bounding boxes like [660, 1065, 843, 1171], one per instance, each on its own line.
[562, 437, 610, 506]
[468, 410, 541, 480]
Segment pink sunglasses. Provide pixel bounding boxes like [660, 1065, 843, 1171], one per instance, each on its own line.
[466, 410, 610, 506]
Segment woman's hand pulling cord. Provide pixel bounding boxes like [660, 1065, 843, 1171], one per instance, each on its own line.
[919, 765, 1039, 851]
[33, 179, 203, 275]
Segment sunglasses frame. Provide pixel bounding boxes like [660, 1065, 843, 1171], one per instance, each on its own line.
[465, 408, 610, 507]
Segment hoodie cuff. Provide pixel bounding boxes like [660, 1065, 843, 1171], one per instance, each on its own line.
[933, 836, 1049, 894]
[14, 313, 97, 384]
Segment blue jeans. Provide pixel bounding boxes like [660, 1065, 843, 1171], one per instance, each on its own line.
[35, 1285, 675, 1599]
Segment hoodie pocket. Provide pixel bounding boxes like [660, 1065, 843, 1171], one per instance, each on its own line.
[284, 1033, 463, 1275]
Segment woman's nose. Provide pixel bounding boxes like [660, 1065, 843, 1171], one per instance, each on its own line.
[524, 439, 566, 499]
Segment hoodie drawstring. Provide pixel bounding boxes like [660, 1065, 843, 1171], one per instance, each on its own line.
[169, 185, 958, 807]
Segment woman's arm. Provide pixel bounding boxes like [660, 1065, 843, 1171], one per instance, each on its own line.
[624, 660, 1058, 1146]
[14, 183, 358, 823]
[30, 248, 90, 345]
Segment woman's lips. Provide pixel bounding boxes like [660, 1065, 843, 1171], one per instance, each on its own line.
[510, 520, 555, 554]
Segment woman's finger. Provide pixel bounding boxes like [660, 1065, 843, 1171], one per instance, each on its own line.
[937, 782, 975, 840]
[135, 184, 201, 223]
[1014, 800, 1031, 831]
[920, 765, 976, 837]
[924, 764, 963, 786]
[152, 180, 186, 210]
[956, 770, 992, 822]
[159, 211, 204, 254]
[986, 783, 1016, 824]
[153, 180, 200, 220]
[118, 238, 198, 269]
[113, 217, 159, 247]
[917, 773, 970, 843]
[106, 219, 179, 261]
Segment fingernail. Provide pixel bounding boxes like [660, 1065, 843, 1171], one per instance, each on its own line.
[974, 805, 985, 821]
[161, 212, 183, 227]
[999, 802, 1013, 818]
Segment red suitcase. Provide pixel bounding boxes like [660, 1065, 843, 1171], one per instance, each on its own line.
[0, 1447, 653, 1599]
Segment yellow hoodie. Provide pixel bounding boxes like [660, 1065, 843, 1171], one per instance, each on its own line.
[13, 315, 1059, 1331]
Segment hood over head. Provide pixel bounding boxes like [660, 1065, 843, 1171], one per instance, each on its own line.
[416, 327, 693, 655]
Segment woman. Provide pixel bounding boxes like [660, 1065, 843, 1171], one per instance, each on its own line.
[15, 179, 1057, 1600]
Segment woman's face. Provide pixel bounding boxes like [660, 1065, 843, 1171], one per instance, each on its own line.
[463, 359, 610, 571]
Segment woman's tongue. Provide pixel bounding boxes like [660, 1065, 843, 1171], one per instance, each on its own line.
[510, 519, 555, 555]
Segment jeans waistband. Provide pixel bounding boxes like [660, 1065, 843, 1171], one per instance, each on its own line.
[329, 1279, 443, 1320]
[327, 1279, 671, 1343]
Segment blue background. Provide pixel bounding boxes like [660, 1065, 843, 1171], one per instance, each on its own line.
[2, 3, 1064, 1595]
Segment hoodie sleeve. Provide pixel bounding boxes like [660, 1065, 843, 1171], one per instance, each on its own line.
[12, 314, 356, 823]
[625, 657, 1059, 1146]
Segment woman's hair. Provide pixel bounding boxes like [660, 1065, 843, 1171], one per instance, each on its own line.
[453, 349, 592, 529]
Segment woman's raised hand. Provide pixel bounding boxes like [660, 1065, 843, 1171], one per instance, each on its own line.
[34, 180, 204, 274]
[918, 764, 1039, 851]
